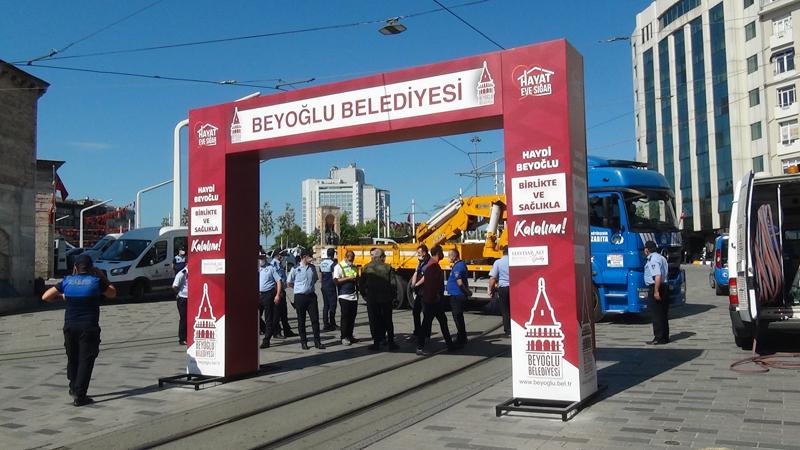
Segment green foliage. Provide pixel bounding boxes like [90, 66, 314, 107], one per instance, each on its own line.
[260, 201, 274, 242]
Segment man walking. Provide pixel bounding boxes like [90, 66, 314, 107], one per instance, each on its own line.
[446, 249, 471, 347]
[489, 247, 511, 337]
[258, 253, 283, 349]
[42, 254, 117, 406]
[320, 247, 338, 331]
[644, 240, 670, 345]
[407, 244, 431, 343]
[359, 248, 399, 351]
[334, 250, 360, 345]
[288, 249, 325, 350]
[270, 250, 295, 338]
[417, 245, 453, 356]
[172, 260, 189, 345]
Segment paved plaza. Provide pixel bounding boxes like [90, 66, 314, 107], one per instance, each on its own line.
[0, 265, 798, 449]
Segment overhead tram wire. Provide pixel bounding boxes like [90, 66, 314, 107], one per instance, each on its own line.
[12, 63, 296, 91]
[12, 0, 489, 65]
[24, 0, 167, 64]
[431, 0, 505, 50]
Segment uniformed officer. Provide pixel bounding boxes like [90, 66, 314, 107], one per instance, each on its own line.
[407, 244, 431, 343]
[319, 247, 338, 331]
[644, 240, 670, 345]
[489, 247, 510, 337]
[173, 247, 187, 273]
[41, 254, 117, 406]
[288, 249, 325, 350]
[359, 248, 399, 351]
[172, 261, 189, 345]
[259, 253, 283, 349]
[270, 250, 296, 338]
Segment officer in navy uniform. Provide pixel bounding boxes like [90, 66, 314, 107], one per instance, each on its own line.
[173, 247, 187, 273]
[319, 247, 338, 331]
[644, 240, 670, 345]
[258, 253, 283, 349]
[288, 249, 325, 350]
[172, 261, 189, 345]
[42, 254, 117, 406]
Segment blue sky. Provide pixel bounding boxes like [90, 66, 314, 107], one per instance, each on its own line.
[1, 0, 648, 237]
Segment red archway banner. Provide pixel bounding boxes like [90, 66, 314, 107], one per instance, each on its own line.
[187, 39, 596, 402]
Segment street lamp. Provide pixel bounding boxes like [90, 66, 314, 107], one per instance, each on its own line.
[379, 18, 407, 35]
[598, 36, 631, 43]
[80, 199, 112, 248]
[136, 179, 174, 228]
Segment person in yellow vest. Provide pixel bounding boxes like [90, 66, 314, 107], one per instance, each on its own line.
[334, 250, 360, 346]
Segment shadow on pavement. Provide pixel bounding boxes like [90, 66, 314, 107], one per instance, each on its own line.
[92, 385, 162, 403]
[596, 346, 703, 399]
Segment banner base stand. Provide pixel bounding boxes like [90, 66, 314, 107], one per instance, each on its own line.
[495, 385, 606, 421]
[158, 364, 280, 391]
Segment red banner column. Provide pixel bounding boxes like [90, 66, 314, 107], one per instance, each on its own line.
[502, 41, 597, 402]
[187, 107, 260, 378]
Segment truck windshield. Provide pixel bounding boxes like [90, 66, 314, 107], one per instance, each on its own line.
[624, 190, 678, 232]
[101, 239, 151, 262]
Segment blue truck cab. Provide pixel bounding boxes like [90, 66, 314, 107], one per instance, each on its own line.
[587, 157, 687, 319]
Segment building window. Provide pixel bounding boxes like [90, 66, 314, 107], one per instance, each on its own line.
[784, 157, 800, 173]
[747, 55, 759, 74]
[749, 88, 760, 107]
[780, 119, 799, 145]
[745, 21, 757, 41]
[778, 85, 796, 108]
[774, 16, 792, 35]
[751, 122, 762, 140]
[774, 49, 795, 74]
[658, 0, 701, 29]
[744, 0, 754, 7]
[753, 156, 764, 173]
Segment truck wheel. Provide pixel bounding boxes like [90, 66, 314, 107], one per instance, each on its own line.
[131, 281, 146, 302]
[393, 275, 408, 310]
[406, 282, 416, 309]
[592, 287, 604, 322]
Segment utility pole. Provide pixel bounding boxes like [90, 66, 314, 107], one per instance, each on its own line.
[411, 199, 416, 243]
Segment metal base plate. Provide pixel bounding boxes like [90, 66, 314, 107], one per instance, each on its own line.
[495, 385, 606, 421]
[157, 364, 278, 391]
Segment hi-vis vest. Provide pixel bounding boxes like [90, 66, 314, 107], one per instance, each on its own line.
[338, 261, 358, 296]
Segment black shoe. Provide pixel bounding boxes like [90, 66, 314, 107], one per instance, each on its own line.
[323, 323, 331, 331]
[367, 343, 380, 351]
[646, 339, 665, 345]
[73, 396, 94, 407]
[416, 348, 429, 356]
[68, 389, 75, 398]
[388, 342, 400, 351]
[503, 332, 511, 338]
[284, 330, 297, 338]
[273, 333, 285, 340]
[301, 341, 310, 350]
[405, 334, 417, 343]
[314, 340, 326, 350]
[330, 323, 338, 331]
[349, 336, 360, 343]
[178, 340, 186, 345]
[259, 340, 270, 349]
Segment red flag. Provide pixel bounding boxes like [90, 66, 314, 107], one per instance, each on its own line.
[55, 173, 69, 200]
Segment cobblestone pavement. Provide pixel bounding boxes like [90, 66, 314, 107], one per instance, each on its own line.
[372, 265, 800, 450]
[2, 265, 799, 449]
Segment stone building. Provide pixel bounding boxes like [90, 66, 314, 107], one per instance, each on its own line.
[0, 60, 48, 297]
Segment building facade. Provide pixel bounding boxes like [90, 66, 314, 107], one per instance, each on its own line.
[633, 0, 800, 249]
[0, 61, 48, 296]
[301, 164, 390, 235]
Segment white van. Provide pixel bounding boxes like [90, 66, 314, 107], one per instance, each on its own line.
[95, 226, 188, 300]
[81, 233, 122, 261]
[728, 171, 800, 349]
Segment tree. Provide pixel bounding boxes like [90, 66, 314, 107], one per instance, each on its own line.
[260, 201, 274, 246]
[274, 203, 297, 249]
[160, 216, 171, 227]
[181, 207, 189, 226]
[339, 213, 359, 244]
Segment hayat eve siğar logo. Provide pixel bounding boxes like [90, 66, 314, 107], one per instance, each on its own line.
[196, 123, 219, 147]
[524, 277, 565, 379]
[512, 65, 554, 98]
